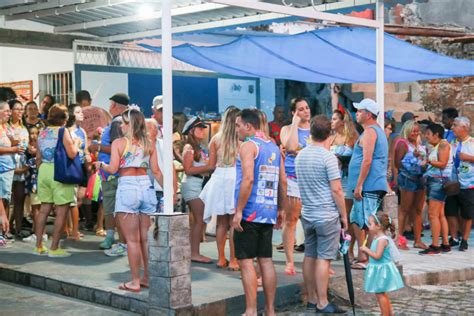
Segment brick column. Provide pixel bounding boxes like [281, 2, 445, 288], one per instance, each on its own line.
[148, 214, 192, 316]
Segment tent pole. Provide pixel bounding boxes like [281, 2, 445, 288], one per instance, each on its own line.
[376, 0, 384, 127]
[161, 0, 174, 214]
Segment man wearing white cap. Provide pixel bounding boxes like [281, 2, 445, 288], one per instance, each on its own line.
[347, 99, 388, 269]
[151, 95, 163, 139]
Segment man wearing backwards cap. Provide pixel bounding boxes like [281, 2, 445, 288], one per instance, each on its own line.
[347, 98, 389, 269]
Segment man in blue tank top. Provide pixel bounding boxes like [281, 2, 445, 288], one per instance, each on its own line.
[348, 99, 388, 268]
[233, 109, 287, 316]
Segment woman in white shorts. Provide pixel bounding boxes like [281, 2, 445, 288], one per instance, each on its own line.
[95, 107, 162, 293]
[181, 117, 214, 264]
[200, 107, 240, 270]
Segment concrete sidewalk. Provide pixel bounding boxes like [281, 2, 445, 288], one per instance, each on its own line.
[0, 227, 472, 315]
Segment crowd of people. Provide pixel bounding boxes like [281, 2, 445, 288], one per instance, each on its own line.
[0, 85, 472, 315]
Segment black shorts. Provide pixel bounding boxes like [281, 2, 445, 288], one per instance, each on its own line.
[445, 189, 474, 220]
[233, 221, 273, 259]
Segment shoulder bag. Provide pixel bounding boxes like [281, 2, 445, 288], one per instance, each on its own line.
[54, 127, 84, 184]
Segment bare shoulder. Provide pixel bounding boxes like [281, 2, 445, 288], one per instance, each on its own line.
[439, 139, 449, 149]
[112, 137, 126, 147]
[239, 140, 257, 156]
[210, 134, 221, 147]
[183, 143, 194, 151]
[280, 125, 290, 135]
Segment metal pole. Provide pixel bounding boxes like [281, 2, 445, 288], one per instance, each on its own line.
[161, 0, 174, 214]
[376, 0, 384, 127]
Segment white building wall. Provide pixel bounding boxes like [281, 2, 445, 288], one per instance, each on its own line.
[0, 46, 73, 99]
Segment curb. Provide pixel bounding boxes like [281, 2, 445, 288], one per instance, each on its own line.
[404, 267, 474, 286]
[0, 264, 306, 315]
[0, 265, 148, 315]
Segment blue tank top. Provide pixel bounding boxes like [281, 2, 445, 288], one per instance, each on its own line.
[235, 137, 280, 225]
[348, 125, 388, 192]
[71, 126, 87, 163]
[98, 117, 121, 181]
[284, 127, 310, 178]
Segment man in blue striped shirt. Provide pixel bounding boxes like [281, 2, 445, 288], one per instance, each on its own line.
[296, 115, 348, 314]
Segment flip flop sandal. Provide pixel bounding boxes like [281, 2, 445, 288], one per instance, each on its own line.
[191, 259, 213, 264]
[227, 264, 240, 271]
[140, 283, 149, 288]
[0, 238, 12, 249]
[284, 266, 297, 276]
[351, 262, 367, 270]
[216, 260, 229, 269]
[414, 243, 429, 250]
[96, 229, 106, 237]
[119, 283, 140, 293]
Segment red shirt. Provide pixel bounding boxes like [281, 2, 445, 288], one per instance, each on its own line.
[268, 121, 282, 146]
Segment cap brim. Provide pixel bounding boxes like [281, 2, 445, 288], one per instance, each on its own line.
[195, 123, 207, 128]
[353, 102, 364, 110]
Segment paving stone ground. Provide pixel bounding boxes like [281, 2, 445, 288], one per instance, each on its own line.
[278, 279, 474, 315]
[0, 219, 472, 314]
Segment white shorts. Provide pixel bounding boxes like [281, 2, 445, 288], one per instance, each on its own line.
[287, 177, 300, 199]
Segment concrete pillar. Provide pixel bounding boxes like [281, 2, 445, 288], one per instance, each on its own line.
[148, 214, 192, 316]
[383, 193, 403, 274]
[383, 193, 399, 241]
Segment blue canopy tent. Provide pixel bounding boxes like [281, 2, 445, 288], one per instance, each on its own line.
[140, 27, 474, 83]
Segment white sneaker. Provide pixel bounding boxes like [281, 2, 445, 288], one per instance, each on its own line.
[104, 243, 127, 257]
[22, 234, 48, 243]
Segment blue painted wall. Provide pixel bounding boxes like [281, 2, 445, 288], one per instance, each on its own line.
[128, 73, 218, 117]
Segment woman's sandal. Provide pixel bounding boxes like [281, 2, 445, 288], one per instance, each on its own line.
[413, 242, 429, 250]
[398, 235, 410, 250]
[119, 283, 140, 293]
[284, 266, 297, 276]
[351, 261, 368, 270]
[216, 259, 229, 269]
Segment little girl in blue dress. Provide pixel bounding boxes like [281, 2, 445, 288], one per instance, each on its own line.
[360, 212, 404, 316]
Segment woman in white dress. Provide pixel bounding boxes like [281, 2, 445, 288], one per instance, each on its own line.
[200, 107, 241, 270]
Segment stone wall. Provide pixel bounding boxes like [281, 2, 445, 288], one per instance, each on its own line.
[389, 1, 474, 128]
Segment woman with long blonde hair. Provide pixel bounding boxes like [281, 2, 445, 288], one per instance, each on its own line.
[394, 120, 428, 251]
[329, 109, 359, 262]
[94, 107, 163, 292]
[200, 106, 241, 270]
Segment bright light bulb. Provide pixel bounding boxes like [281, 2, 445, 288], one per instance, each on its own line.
[137, 5, 154, 19]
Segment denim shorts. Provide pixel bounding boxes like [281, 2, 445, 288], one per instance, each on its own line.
[115, 176, 157, 214]
[0, 170, 14, 201]
[350, 191, 385, 229]
[301, 216, 340, 260]
[426, 177, 447, 202]
[398, 173, 424, 192]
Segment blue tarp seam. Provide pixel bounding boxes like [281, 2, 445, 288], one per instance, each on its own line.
[186, 44, 262, 78]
